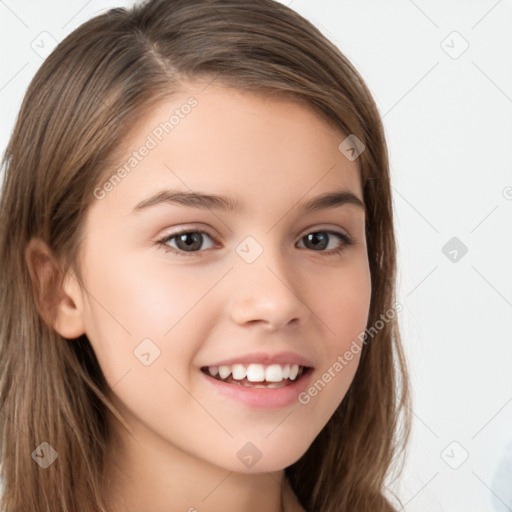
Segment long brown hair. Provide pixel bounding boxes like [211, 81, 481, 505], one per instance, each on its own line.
[0, 1, 411, 510]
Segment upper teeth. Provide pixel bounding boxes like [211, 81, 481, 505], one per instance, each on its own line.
[207, 363, 301, 382]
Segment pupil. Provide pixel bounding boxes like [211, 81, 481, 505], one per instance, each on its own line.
[307, 232, 327, 250]
[178, 233, 201, 251]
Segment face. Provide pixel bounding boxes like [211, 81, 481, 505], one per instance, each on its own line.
[75, 83, 371, 474]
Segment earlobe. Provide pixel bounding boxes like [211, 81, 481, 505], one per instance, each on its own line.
[25, 238, 86, 339]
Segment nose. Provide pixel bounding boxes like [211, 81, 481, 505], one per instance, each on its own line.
[227, 243, 311, 331]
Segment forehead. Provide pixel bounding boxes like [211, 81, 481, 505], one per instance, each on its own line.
[92, 83, 363, 216]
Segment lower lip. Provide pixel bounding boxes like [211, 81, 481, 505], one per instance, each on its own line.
[200, 368, 314, 409]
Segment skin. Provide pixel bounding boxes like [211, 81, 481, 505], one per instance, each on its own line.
[37, 83, 372, 511]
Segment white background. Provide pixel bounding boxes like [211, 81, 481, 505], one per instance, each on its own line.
[1, 1, 511, 511]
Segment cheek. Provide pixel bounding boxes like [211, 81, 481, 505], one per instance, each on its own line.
[301, 258, 370, 411]
[312, 259, 372, 354]
[80, 252, 219, 381]
[79, 254, 219, 431]
[85, 248, 219, 329]
[296, 263, 370, 426]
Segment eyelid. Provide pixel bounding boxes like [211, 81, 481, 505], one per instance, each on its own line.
[297, 223, 351, 239]
[156, 223, 351, 242]
[155, 225, 218, 250]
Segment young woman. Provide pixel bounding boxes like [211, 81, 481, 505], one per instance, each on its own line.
[0, 1, 411, 511]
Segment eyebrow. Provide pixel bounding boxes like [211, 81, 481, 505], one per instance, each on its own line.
[131, 188, 365, 215]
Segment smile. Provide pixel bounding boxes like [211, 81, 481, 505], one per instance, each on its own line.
[201, 363, 307, 388]
[200, 362, 314, 408]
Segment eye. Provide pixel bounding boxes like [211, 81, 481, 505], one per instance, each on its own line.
[156, 229, 217, 256]
[156, 228, 354, 257]
[297, 230, 354, 256]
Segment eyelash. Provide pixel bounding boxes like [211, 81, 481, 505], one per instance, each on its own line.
[155, 227, 354, 258]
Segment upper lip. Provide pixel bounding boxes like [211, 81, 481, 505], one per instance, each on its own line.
[202, 351, 314, 368]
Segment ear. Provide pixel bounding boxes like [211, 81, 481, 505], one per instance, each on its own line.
[25, 238, 86, 339]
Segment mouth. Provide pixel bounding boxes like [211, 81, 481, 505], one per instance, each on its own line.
[200, 363, 312, 389]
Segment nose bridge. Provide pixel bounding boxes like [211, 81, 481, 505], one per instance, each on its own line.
[227, 233, 308, 329]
